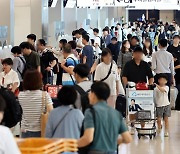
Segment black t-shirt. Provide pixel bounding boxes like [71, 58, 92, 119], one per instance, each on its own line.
[24, 51, 40, 70]
[167, 45, 180, 60]
[122, 59, 153, 83]
[40, 49, 56, 74]
[174, 60, 180, 85]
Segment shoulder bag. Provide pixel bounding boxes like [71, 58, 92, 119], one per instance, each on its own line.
[100, 62, 113, 82]
[41, 91, 49, 137]
[66, 57, 77, 85]
[51, 108, 73, 137]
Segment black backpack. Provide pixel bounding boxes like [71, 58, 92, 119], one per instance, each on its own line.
[98, 36, 105, 50]
[17, 56, 27, 79]
[78, 107, 95, 154]
[74, 85, 91, 114]
[0, 87, 23, 128]
[115, 94, 127, 118]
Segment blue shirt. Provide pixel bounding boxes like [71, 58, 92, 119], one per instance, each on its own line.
[62, 54, 79, 86]
[46, 106, 84, 139]
[82, 45, 94, 68]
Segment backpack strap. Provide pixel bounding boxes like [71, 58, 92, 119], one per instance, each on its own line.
[17, 56, 26, 78]
[74, 85, 87, 96]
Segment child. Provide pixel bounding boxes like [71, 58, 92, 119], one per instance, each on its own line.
[0, 94, 21, 154]
[154, 74, 171, 137]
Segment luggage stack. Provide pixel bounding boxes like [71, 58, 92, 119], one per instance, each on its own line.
[17, 138, 78, 154]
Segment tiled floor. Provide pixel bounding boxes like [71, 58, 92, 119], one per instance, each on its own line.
[119, 111, 180, 154]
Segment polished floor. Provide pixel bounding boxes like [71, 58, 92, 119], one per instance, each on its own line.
[119, 111, 180, 154]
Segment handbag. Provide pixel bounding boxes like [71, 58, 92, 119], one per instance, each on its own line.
[41, 91, 49, 137]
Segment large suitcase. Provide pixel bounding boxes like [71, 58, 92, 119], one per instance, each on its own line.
[115, 94, 126, 117]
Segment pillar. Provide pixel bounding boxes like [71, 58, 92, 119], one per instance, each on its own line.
[0, 0, 14, 45]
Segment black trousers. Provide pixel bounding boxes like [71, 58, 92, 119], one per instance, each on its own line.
[56, 65, 63, 85]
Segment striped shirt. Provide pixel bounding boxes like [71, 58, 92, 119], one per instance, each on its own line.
[62, 54, 79, 86]
[19, 90, 53, 132]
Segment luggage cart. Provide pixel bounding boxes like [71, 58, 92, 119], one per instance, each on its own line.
[126, 89, 156, 139]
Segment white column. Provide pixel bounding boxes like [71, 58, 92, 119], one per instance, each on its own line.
[125, 9, 129, 23]
[0, 0, 14, 45]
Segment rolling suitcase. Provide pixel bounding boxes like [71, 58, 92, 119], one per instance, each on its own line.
[115, 94, 126, 117]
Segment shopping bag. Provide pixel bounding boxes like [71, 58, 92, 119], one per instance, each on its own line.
[41, 91, 49, 137]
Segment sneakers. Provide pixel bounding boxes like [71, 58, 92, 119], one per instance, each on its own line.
[157, 128, 162, 134]
[130, 127, 135, 135]
[157, 125, 162, 135]
[164, 131, 169, 137]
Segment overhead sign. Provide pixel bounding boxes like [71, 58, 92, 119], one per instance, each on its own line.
[77, 0, 180, 9]
[77, 0, 115, 7]
[115, 0, 179, 10]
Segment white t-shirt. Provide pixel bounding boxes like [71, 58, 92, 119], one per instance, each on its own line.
[117, 28, 123, 42]
[0, 69, 20, 88]
[0, 126, 21, 154]
[94, 62, 119, 96]
[154, 86, 170, 107]
[76, 36, 84, 50]
[94, 36, 101, 56]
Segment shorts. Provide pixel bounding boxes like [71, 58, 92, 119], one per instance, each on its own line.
[156, 105, 171, 118]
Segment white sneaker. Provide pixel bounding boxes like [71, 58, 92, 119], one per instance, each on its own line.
[157, 129, 162, 134]
[164, 132, 169, 137]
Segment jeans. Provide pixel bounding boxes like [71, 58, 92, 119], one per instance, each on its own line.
[88, 151, 117, 154]
[21, 131, 41, 138]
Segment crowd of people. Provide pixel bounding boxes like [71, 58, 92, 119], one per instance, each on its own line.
[0, 20, 180, 154]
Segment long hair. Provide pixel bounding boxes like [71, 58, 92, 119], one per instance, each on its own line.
[143, 38, 153, 56]
[121, 40, 132, 54]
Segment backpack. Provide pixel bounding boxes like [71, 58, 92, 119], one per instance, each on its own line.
[52, 57, 59, 74]
[0, 87, 23, 128]
[115, 94, 126, 118]
[74, 85, 91, 114]
[17, 56, 27, 79]
[48, 49, 59, 74]
[98, 36, 105, 50]
[78, 107, 95, 154]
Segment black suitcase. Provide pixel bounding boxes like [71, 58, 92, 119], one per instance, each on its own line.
[115, 94, 127, 117]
